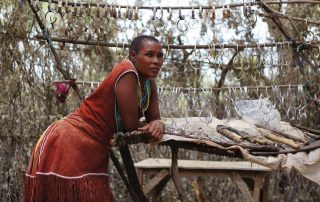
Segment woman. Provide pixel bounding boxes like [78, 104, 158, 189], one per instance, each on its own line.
[24, 35, 165, 201]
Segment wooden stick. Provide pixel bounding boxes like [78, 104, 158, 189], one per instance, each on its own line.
[271, 129, 305, 143]
[34, 35, 320, 50]
[170, 146, 187, 202]
[257, 0, 293, 40]
[168, 140, 280, 152]
[192, 181, 202, 202]
[192, 180, 208, 202]
[39, 0, 320, 10]
[142, 169, 170, 195]
[257, 128, 300, 149]
[27, 0, 83, 101]
[110, 130, 280, 152]
[232, 172, 254, 202]
[303, 132, 320, 139]
[109, 151, 137, 200]
[220, 125, 273, 145]
[258, 11, 320, 26]
[240, 132, 272, 145]
[110, 131, 150, 147]
[251, 139, 320, 156]
[290, 123, 320, 135]
[255, 124, 306, 143]
[53, 80, 308, 92]
[266, 133, 300, 149]
[257, 0, 316, 81]
[217, 125, 242, 143]
[119, 145, 149, 202]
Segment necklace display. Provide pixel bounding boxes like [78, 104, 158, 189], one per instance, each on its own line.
[138, 80, 151, 112]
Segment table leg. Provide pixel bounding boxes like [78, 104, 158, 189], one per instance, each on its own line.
[170, 146, 187, 202]
[253, 173, 262, 202]
[262, 173, 270, 202]
[137, 168, 143, 186]
[232, 172, 254, 202]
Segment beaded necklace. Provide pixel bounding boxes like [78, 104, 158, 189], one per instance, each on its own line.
[138, 80, 151, 113]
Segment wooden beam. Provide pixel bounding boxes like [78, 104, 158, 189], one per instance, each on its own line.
[251, 139, 320, 156]
[27, 0, 83, 100]
[109, 150, 137, 199]
[232, 172, 254, 202]
[119, 145, 149, 202]
[253, 174, 262, 201]
[262, 173, 270, 202]
[192, 179, 208, 202]
[255, 124, 306, 143]
[143, 169, 170, 195]
[149, 174, 171, 202]
[291, 123, 320, 135]
[38, 0, 320, 10]
[34, 35, 319, 50]
[258, 129, 300, 149]
[259, 13, 320, 26]
[55, 80, 308, 92]
[217, 125, 243, 143]
[170, 146, 187, 202]
[257, 0, 294, 40]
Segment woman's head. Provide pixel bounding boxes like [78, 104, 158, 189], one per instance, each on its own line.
[129, 35, 164, 78]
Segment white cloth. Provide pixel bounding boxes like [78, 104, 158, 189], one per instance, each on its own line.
[238, 147, 320, 185]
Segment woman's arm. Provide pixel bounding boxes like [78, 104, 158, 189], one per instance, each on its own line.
[138, 79, 164, 140]
[115, 72, 142, 132]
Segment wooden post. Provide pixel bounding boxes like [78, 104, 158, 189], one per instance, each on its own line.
[253, 173, 262, 202]
[232, 172, 255, 202]
[137, 168, 144, 185]
[142, 169, 170, 202]
[119, 145, 149, 202]
[143, 169, 170, 194]
[27, 0, 82, 100]
[262, 173, 270, 202]
[170, 146, 187, 202]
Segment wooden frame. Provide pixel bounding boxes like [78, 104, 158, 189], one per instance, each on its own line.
[135, 158, 271, 202]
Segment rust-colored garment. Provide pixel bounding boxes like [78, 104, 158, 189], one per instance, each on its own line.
[24, 60, 138, 202]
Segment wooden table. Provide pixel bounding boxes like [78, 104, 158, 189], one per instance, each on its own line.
[135, 158, 272, 202]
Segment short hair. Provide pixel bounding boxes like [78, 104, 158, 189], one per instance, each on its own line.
[129, 35, 160, 54]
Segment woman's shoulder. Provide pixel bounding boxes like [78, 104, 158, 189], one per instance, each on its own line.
[112, 59, 136, 73]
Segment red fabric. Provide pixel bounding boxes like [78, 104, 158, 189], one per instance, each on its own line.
[24, 60, 137, 202]
[77, 59, 137, 142]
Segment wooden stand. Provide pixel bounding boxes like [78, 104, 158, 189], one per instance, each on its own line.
[135, 158, 271, 202]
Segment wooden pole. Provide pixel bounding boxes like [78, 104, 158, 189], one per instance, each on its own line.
[34, 35, 320, 50]
[255, 124, 306, 143]
[109, 150, 138, 200]
[291, 123, 320, 135]
[38, 0, 320, 10]
[257, 128, 300, 149]
[251, 139, 320, 156]
[27, 0, 83, 100]
[170, 146, 187, 202]
[217, 125, 243, 143]
[54, 79, 307, 92]
[119, 145, 149, 202]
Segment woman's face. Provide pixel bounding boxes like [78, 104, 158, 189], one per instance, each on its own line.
[132, 40, 164, 78]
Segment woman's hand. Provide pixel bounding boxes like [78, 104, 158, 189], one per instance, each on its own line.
[138, 120, 165, 141]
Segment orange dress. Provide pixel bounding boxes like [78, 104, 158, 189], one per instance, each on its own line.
[24, 60, 140, 202]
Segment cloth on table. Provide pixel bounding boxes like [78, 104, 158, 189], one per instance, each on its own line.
[159, 117, 320, 185]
